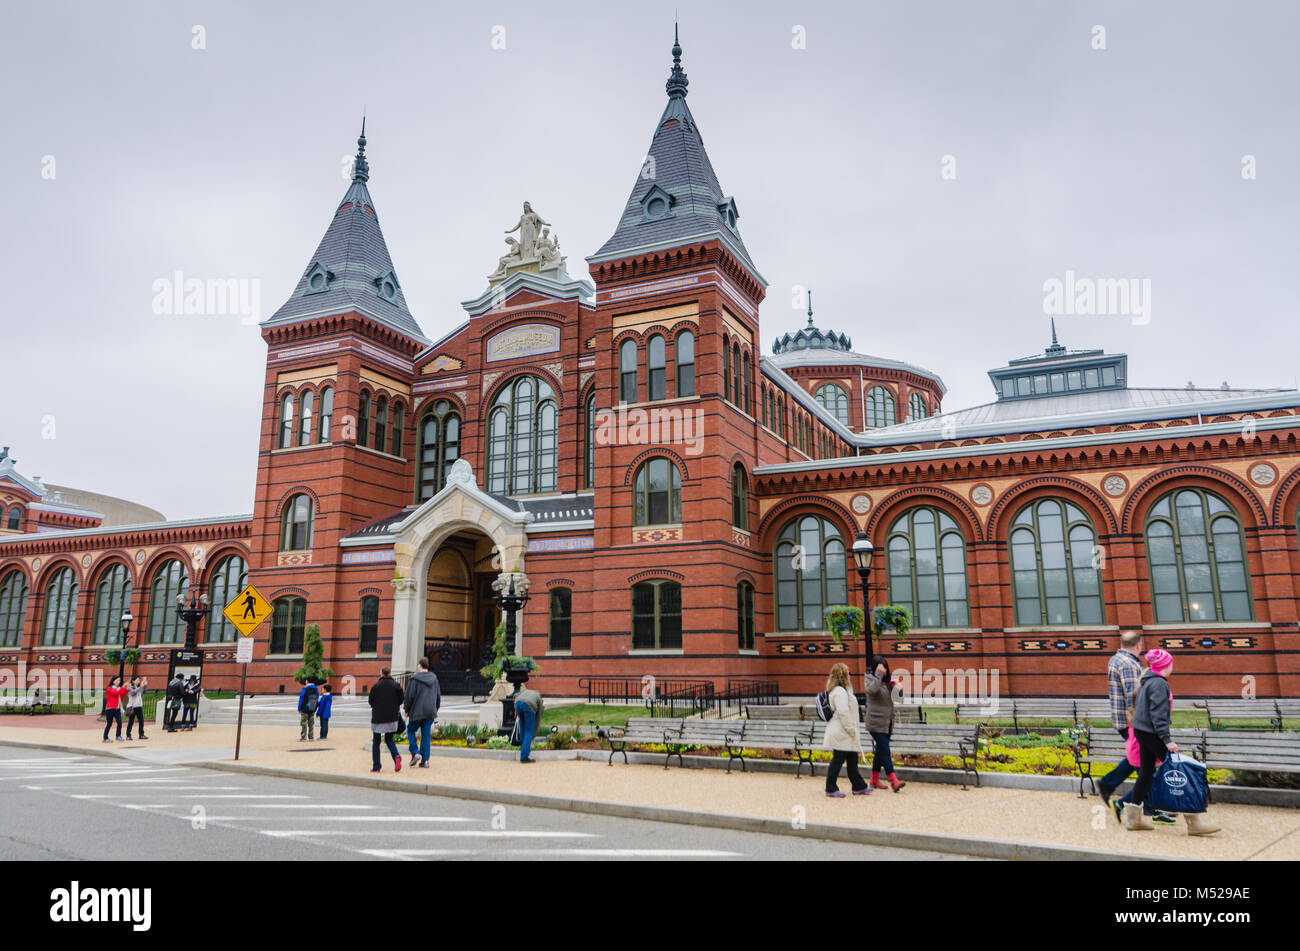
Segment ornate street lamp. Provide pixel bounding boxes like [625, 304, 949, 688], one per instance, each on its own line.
[492, 574, 531, 734]
[176, 591, 209, 651]
[851, 532, 875, 694]
[117, 610, 134, 685]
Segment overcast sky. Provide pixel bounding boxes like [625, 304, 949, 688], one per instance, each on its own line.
[2, 1, 1297, 520]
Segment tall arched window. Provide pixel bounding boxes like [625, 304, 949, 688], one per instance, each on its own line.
[147, 559, 188, 643]
[865, 386, 896, 428]
[774, 515, 847, 631]
[732, 342, 743, 410]
[297, 389, 314, 446]
[777, 396, 786, 440]
[907, 392, 928, 422]
[548, 587, 572, 651]
[206, 554, 248, 643]
[5, 507, 21, 530]
[723, 336, 732, 403]
[389, 401, 404, 459]
[583, 391, 596, 489]
[815, 384, 851, 427]
[887, 507, 969, 628]
[91, 563, 133, 644]
[281, 494, 314, 551]
[619, 339, 638, 404]
[1146, 488, 1253, 622]
[761, 386, 770, 428]
[737, 581, 755, 650]
[358, 391, 371, 448]
[1009, 499, 1104, 626]
[0, 570, 28, 647]
[633, 458, 682, 526]
[647, 334, 666, 401]
[675, 330, 695, 397]
[318, 386, 334, 443]
[269, 595, 307, 655]
[731, 464, 749, 530]
[631, 580, 682, 649]
[417, 400, 461, 501]
[278, 392, 295, 449]
[41, 567, 79, 646]
[373, 395, 388, 454]
[742, 350, 752, 414]
[487, 376, 558, 496]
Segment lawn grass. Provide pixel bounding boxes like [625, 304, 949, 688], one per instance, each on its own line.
[541, 703, 652, 728]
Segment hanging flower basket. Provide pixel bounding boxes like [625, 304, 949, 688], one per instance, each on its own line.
[872, 605, 912, 640]
[823, 605, 864, 644]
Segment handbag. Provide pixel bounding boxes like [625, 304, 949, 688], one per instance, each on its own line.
[1145, 753, 1211, 814]
[394, 714, 406, 736]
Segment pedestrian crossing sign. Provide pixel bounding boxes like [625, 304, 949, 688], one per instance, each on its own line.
[223, 584, 273, 637]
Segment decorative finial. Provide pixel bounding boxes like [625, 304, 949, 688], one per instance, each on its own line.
[807, 288, 814, 327]
[666, 24, 688, 99]
[1045, 317, 1065, 356]
[352, 117, 370, 183]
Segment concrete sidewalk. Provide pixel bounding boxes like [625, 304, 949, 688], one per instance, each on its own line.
[2, 720, 1297, 861]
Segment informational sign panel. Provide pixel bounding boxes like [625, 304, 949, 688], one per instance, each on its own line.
[235, 638, 254, 664]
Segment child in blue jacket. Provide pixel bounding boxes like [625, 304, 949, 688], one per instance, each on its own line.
[317, 684, 334, 739]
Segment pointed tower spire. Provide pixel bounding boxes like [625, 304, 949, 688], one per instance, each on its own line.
[1045, 317, 1066, 356]
[807, 288, 815, 327]
[352, 116, 370, 183]
[666, 23, 689, 99]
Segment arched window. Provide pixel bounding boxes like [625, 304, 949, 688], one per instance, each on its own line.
[91, 563, 133, 644]
[41, 566, 79, 646]
[297, 389, 314, 446]
[631, 580, 682, 649]
[723, 336, 732, 403]
[0, 570, 28, 647]
[359, 595, 379, 653]
[1146, 488, 1253, 622]
[318, 386, 334, 443]
[887, 507, 969, 628]
[281, 494, 313, 551]
[908, 392, 928, 422]
[777, 396, 786, 440]
[548, 587, 572, 651]
[815, 384, 851, 427]
[583, 391, 596, 489]
[358, 391, 371, 448]
[632, 458, 682, 526]
[1009, 499, 1104, 626]
[732, 342, 743, 410]
[269, 595, 307, 655]
[737, 581, 755, 650]
[731, 464, 749, 530]
[865, 386, 896, 428]
[619, 339, 638, 404]
[206, 554, 248, 643]
[647, 334, 666, 401]
[147, 559, 188, 644]
[487, 376, 558, 496]
[278, 391, 295, 449]
[742, 350, 752, 414]
[5, 507, 21, 531]
[389, 401, 404, 459]
[761, 386, 770, 428]
[774, 515, 847, 631]
[417, 400, 461, 501]
[675, 330, 695, 397]
[373, 395, 388, 454]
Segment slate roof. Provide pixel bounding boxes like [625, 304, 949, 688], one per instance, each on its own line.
[266, 124, 427, 342]
[341, 494, 595, 543]
[591, 31, 759, 278]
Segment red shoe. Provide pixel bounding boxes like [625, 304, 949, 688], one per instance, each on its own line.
[870, 771, 888, 790]
[888, 772, 906, 792]
[394, 755, 402, 772]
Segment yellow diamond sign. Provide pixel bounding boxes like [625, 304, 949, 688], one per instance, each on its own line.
[223, 584, 273, 638]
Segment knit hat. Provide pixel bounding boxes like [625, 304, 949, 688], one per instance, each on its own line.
[1145, 648, 1173, 674]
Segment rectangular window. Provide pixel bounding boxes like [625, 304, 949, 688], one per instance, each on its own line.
[1084, 368, 1100, 388]
[1050, 373, 1064, 392]
[737, 583, 754, 651]
[1101, 365, 1116, 386]
[548, 588, 572, 651]
[359, 596, 379, 653]
[1067, 371, 1081, 390]
[1015, 376, 1030, 396]
[1033, 374, 1047, 394]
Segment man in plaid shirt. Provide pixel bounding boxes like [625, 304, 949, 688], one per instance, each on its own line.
[1098, 632, 1176, 824]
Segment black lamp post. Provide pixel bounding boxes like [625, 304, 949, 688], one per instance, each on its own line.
[493, 574, 531, 735]
[851, 532, 875, 694]
[176, 592, 209, 651]
[117, 610, 134, 685]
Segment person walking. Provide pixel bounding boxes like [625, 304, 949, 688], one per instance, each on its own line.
[367, 668, 404, 773]
[297, 680, 319, 741]
[822, 662, 870, 798]
[403, 658, 441, 768]
[102, 676, 128, 742]
[1120, 650, 1220, 835]
[1099, 633, 1175, 825]
[513, 684, 544, 763]
[163, 674, 184, 732]
[124, 676, 148, 740]
[317, 684, 333, 740]
[864, 660, 904, 792]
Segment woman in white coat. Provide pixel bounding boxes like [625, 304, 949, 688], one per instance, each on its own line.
[823, 662, 871, 798]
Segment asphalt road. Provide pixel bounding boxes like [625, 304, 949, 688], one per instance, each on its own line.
[0, 745, 985, 861]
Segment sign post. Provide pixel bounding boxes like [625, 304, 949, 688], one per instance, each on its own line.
[223, 585, 273, 761]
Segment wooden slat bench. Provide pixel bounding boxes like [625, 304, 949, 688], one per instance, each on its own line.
[598, 717, 692, 766]
[745, 701, 926, 724]
[1199, 731, 1300, 775]
[1072, 726, 1206, 798]
[871, 723, 983, 790]
[1196, 699, 1296, 732]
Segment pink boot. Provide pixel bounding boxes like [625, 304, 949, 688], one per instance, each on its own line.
[888, 772, 906, 792]
[870, 770, 888, 790]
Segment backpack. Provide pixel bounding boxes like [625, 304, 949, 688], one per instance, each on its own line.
[815, 690, 834, 722]
[303, 690, 318, 714]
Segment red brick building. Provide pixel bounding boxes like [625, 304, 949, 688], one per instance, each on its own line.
[3, 36, 1299, 700]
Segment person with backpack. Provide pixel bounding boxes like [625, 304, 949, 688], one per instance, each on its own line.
[297, 680, 319, 741]
[317, 684, 333, 739]
[403, 659, 441, 768]
[101, 676, 128, 742]
[821, 662, 870, 798]
[864, 660, 904, 792]
[124, 676, 148, 741]
[367, 668, 404, 773]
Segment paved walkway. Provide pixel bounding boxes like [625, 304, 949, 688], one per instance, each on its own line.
[2, 720, 1296, 860]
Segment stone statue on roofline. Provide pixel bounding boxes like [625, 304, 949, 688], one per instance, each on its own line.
[487, 201, 567, 283]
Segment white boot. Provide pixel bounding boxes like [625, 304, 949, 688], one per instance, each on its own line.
[1184, 812, 1221, 836]
[1123, 802, 1154, 830]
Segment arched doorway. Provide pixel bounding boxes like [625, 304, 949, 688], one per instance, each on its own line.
[423, 531, 501, 694]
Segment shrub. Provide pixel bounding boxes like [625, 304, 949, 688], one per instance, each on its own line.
[293, 625, 334, 684]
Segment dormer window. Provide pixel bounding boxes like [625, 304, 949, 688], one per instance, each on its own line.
[374, 270, 399, 302]
[640, 185, 675, 222]
[717, 197, 739, 231]
[304, 262, 333, 295]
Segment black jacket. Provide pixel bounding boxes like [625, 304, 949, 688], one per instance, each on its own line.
[368, 677, 405, 724]
[1131, 670, 1173, 744]
[403, 671, 442, 721]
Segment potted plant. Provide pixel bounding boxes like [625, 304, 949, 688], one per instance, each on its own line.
[871, 605, 912, 641]
[823, 605, 865, 644]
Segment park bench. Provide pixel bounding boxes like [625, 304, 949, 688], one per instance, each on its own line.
[599, 717, 690, 766]
[724, 719, 821, 776]
[872, 723, 983, 790]
[956, 698, 1121, 731]
[0, 695, 55, 714]
[1199, 731, 1300, 776]
[1196, 699, 1298, 732]
[1072, 725, 1206, 798]
[746, 701, 926, 724]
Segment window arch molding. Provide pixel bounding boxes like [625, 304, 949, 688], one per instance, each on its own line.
[866, 488, 985, 545]
[415, 398, 463, 501]
[484, 372, 561, 496]
[1143, 486, 1255, 623]
[280, 493, 315, 551]
[621, 447, 691, 486]
[756, 496, 856, 543]
[631, 457, 683, 527]
[1122, 468, 1267, 534]
[988, 478, 1119, 540]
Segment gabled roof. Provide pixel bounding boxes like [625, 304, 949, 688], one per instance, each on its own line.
[265, 122, 428, 342]
[590, 30, 762, 283]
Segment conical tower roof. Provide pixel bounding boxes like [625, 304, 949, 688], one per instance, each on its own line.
[591, 29, 761, 281]
[267, 122, 426, 341]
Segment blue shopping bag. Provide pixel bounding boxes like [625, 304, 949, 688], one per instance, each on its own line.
[1146, 753, 1210, 814]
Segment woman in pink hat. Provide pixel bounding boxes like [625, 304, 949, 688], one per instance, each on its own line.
[1121, 649, 1219, 835]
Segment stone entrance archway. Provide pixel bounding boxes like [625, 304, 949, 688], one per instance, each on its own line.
[389, 460, 531, 676]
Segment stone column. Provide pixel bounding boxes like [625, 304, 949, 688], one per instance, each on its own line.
[390, 575, 421, 676]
